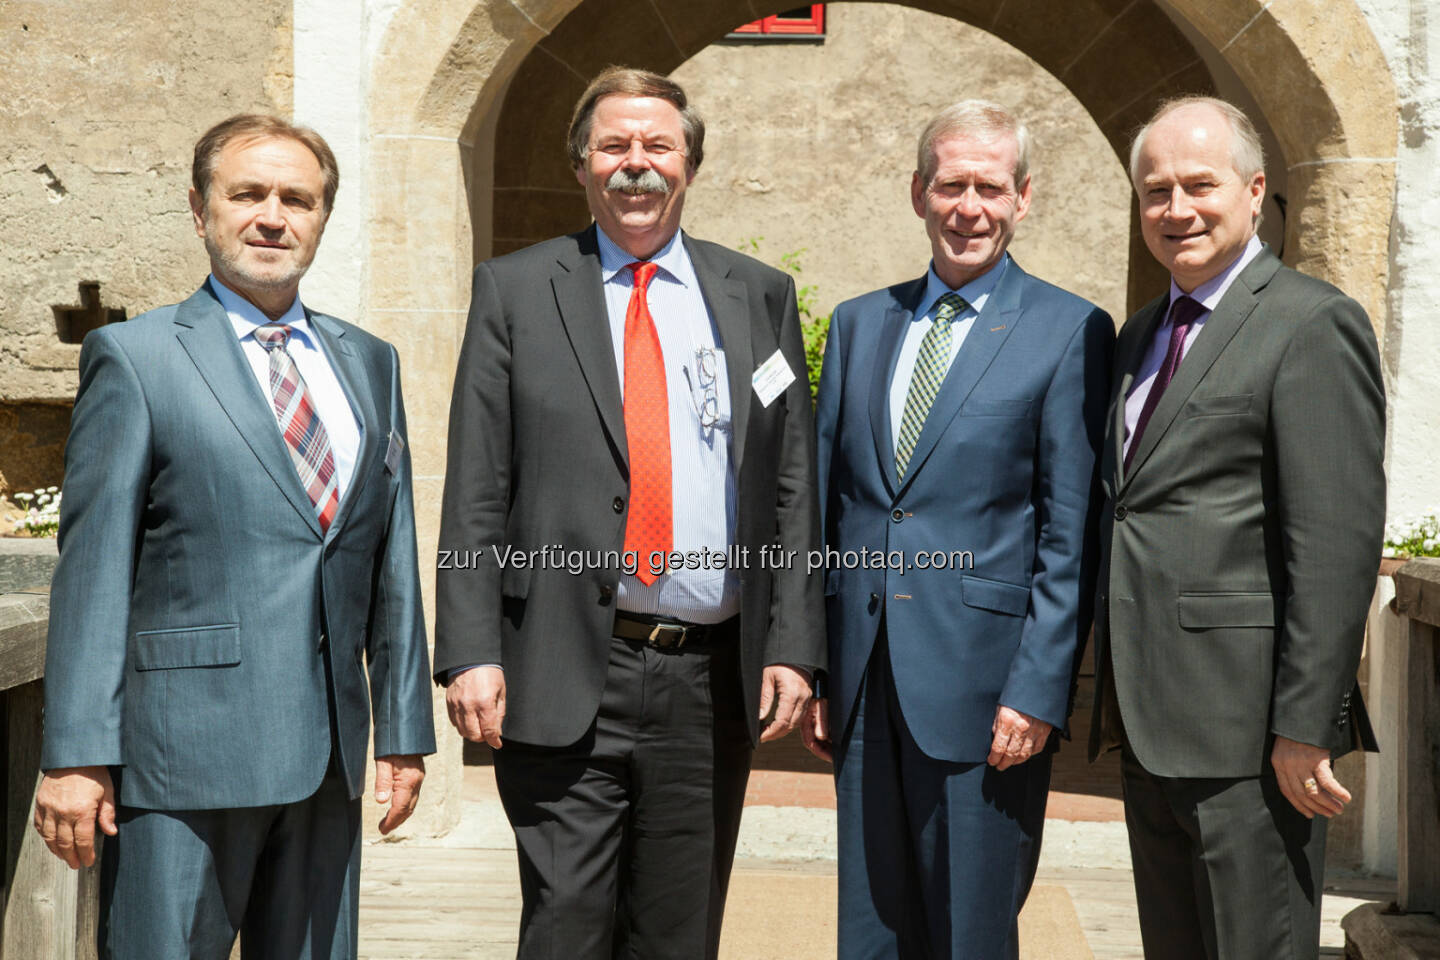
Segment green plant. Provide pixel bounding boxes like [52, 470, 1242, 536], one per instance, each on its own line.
[1384, 510, 1440, 559]
[12, 486, 61, 537]
[740, 239, 831, 401]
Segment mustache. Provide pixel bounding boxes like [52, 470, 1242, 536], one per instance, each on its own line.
[605, 168, 670, 196]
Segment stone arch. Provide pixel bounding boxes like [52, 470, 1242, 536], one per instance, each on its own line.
[369, 0, 1396, 329]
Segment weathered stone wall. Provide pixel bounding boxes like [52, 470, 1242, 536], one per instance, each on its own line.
[0, 0, 293, 493]
[674, 3, 1133, 322]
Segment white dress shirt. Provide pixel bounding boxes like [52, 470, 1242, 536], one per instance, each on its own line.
[596, 227, 740, 623]
[211, 275, 362, 499]
[888, 256, 1008, 448]
[1122, 235, 1264, 458]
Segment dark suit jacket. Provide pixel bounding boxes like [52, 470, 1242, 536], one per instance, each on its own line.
[1090, 247, 1385, 778]
[433, 226, 824, 747]
[816, 258, 1113, 763]
[41, 282, 436, 810]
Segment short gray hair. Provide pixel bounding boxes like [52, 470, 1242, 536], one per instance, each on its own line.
[916, 100, 1031, 187]
[1128, 96, 1265, 185]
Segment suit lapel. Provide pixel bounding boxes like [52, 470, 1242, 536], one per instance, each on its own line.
[308, 311, 379, 537]
[1110, 297, 1168, 492]
[552, 228, 628, 468]
[173, 283, 323, 536]
[685, 236, 753, 475]
[1121, 250, 1281, 485]
[893, 260, 1024, 498]
[867, 278, 924, 499]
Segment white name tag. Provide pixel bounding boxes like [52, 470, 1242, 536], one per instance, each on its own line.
[384, 430, 405, 475]
[751, 349, 796, 408]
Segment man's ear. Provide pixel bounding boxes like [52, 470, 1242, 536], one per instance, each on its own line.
[911, 170, 926, 219]
[188, 188, 207, 239]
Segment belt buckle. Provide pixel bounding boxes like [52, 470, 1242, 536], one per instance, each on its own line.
[647, 623, 685, 649]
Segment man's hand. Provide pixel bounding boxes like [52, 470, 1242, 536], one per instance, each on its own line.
[801, 697, 832, 763]
[445, 665, 506, 748]
[33, 765, 117, 869]
[375, 754, 426, 835]
[759, 664, 812, 743]
[1271, 735, 1349, 818]
[987, 706, 1052, 770]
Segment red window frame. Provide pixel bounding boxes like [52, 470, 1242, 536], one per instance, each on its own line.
[730, 5, 825, 37]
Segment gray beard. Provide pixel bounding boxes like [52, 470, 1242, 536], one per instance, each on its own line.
[605, 168, 670, 196]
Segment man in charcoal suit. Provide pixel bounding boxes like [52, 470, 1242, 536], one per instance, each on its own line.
[1089, 96, 1385, 959]
[435, 67, 823, 959]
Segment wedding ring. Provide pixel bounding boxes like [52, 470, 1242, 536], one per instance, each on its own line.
[1303, 777, 1319, 794]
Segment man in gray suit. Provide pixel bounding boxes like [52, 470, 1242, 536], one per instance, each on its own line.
[1090, 96, 1384, 959]
[33, 114, 436, 958]
[436, 67, 823, 959]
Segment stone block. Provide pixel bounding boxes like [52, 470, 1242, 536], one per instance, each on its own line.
[535, 0, 689, 80]
[1062, 1, 1201, 124]
[1342, 902, 1440, 960]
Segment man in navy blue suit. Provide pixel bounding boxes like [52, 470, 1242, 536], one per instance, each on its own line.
[807, 101, 1113, 958]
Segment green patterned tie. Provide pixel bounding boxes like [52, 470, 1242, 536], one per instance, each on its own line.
[895, 292, 966, 480]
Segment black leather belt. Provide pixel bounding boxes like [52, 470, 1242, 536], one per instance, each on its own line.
[612, 611, 726, 650]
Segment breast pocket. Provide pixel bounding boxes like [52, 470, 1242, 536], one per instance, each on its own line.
[959, 398, 1034, 419]
[1184, 394, 1253, 418]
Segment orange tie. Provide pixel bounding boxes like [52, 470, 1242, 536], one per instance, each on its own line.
[622, 262, 672, 584]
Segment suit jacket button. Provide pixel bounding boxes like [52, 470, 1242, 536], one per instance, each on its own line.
[891, 509, 904, 522]
[599, 585, 613, 605]
[1114, 504, 1128, 521]
[870, 593, 879, 603]
[612, 496, 624, 514]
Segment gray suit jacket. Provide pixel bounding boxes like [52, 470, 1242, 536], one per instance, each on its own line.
[434, 226, 824, 747]
[1090, 247, 1385, 778]
[41, 282, 436, 810]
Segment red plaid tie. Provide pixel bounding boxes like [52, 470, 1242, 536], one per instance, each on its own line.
[622, 262, 671, 585]
[254, 324, 340, 532]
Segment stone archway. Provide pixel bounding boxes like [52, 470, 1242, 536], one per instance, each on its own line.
[364, 0, 1398, 832]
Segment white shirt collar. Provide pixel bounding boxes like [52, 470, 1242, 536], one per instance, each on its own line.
[210, 273, 311, 345]
[1168, 235, 1264, 312]
[595, 226, 696, 289]
[918, 254, 1009, 320]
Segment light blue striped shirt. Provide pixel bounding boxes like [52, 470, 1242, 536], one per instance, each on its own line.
[596, 227, 740, 623]
[888, 256, 1008, 448]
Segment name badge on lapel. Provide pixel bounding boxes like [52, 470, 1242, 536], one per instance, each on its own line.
[752, 349, 796, 408]
[384, 430, 406, 475]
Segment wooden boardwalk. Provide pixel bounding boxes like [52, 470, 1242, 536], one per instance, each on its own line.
[354, 764, 1392, 960]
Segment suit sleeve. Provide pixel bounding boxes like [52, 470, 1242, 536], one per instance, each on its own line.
[814, 304, 846, 545]
[367, 343, 437, 757]
[434, 262, 512, 679]
[999, 306, 1114, 728]
[1269, 295, 1385, 747]
[763, 274, 826, 671]
[40, 329, 152, 770]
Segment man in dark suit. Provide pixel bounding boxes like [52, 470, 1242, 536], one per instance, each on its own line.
[434, 67, 823, 959]
[33, 114, 436, 957]
[1089, 96, 1385, 959]
[807, 101, 1113, 958]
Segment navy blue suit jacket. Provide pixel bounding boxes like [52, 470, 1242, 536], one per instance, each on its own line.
[816, 258, 1113, 763]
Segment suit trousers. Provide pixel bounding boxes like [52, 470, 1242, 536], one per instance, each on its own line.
[836, 635, 1051, 960]
[1121, 747, 1327, 960]
[492, 629, 753, 960]
[98, 765, 361, 960]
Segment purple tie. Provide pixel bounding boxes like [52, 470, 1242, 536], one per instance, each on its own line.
[1124, 295, 1206, 473]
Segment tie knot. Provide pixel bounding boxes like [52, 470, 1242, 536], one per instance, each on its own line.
[254, 323, 293, 351]
[628, 261, 659, 291]
[933, 293, 966, 327]
[1169, 295, 1206, 330]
